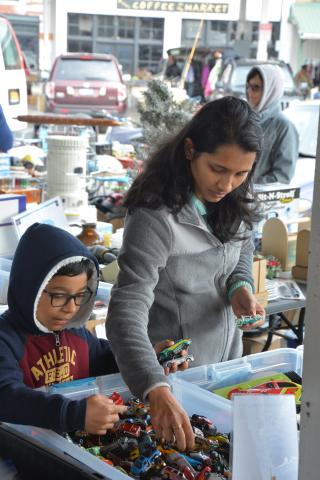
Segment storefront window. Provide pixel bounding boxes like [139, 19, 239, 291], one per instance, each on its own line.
[182, 19, 234, 47]
[97, 15, 116, 38]
[139, 18, 164, 40]
[68, 39, 92, 53]
[67, 14, 163, 75]
[68, 13, 93, 37]
[118, 17, 134, 39]
[138, 45, 163, 73]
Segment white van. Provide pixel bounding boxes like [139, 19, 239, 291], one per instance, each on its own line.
[0, 16, 27, 131]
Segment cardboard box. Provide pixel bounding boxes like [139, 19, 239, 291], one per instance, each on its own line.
[242, 330, 287, 355]
[253, 256, 267, 293]
[262, 217, 297, 271]
[292, 228, 310, 281]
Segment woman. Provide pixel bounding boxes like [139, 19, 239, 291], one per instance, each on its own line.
[246, 64, 299, 184]
[107, 97, 265, 450]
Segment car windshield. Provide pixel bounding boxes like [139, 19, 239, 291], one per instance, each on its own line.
[283, 103, 319, 157]
[55, 58, 120, 82]
[230, 65, 295, 92]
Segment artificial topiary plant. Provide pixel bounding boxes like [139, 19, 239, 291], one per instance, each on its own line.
[137, 79, 194, 150]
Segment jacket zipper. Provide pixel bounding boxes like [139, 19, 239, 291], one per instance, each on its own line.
[54, 332, 60, 347]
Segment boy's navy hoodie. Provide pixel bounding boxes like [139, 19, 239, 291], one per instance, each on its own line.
[0, 223, 118, 432]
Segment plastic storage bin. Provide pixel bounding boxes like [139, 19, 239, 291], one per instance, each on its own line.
[4, 376, 232, 480]
[174, 347, 303, 394]
[0, 269, 10, 304]
[95, 281, 112, 304]
[0, 257, 12, 272]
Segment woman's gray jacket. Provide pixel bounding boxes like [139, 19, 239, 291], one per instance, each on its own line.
[107, 200, 254, 398]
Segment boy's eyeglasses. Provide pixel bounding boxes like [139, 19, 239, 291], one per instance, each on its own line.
[246, 82, 263, 93]
[43, 288, 93, 307]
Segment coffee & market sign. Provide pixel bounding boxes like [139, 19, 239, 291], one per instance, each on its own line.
[117, 0, 229, 13]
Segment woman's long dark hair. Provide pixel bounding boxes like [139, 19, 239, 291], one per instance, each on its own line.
[125, 96, 263, 242]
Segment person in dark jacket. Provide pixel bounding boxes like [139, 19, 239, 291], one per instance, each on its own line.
[165, 54, 181, 79]
[0, 105, 13, 152]
[246, 64, 299, 184]
[0, 223, 176, 434]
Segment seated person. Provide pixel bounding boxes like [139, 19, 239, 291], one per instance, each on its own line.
[0, 223, 187, 434]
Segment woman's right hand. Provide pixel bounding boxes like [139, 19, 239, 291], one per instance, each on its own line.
[84, 395, 128, 434]
[148, 386, 195, 451]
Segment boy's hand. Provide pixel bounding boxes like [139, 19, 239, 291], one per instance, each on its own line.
[84, 395, 127, 435]
[154, 339, 190, 375]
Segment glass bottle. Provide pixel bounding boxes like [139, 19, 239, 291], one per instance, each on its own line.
[77, 223, 103, 247]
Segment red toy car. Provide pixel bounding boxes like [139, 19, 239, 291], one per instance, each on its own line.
[228, 380, 301, 402]
[109, 391, 124, 405]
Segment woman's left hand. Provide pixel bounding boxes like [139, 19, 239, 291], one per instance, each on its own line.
[154, 340, 190, 375]
[230, 286, 265, 330]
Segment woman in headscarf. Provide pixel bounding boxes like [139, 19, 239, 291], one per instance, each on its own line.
[246, 64, 299, 184]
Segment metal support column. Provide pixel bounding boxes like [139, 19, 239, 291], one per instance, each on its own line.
[299, 106, 320, 477]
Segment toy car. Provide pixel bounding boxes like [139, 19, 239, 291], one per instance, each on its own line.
[191, 414, 213, 430]
[113, 421, 141, 438]
[158, 339, 192, 364]
[195, 466, 212, 480]
[227, 379, 301, 402]
[235, 314, 263, 327]
[161, 465, 188, 480]
[131, 450, 161, 476]
[109, 391, 124, 405]
[163, 353, 194, 369]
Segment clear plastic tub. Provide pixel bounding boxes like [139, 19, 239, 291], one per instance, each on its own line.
[174, 347, 303, 394]
[96, 281, 112, 304]
[0, 269, 10, 304]
[7, 375, 232, 480]
[44, 372, 232, 433]
[0, 257, 12, 272]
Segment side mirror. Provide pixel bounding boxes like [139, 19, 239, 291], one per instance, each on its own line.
[40, 70, 50, 81]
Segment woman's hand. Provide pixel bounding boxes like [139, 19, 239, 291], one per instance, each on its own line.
[230, 286, 265, 330]
[154, 339, 190, 375]
[148, 386, 195, 451]
[84, 395, 128, 435]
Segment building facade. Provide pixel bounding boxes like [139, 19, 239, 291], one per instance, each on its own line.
[44, 0, 284, 74]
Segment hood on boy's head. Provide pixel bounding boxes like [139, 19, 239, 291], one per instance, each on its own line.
[7, 223, 99, 334]
[247, 64, 285, 113]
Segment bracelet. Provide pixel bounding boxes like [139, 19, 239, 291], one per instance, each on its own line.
[227, 280, 253, 302]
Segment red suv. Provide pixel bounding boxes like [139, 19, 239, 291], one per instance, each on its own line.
[45, 53, 127, 115]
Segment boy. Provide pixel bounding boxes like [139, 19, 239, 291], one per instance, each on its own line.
[0, 223, 186, 434]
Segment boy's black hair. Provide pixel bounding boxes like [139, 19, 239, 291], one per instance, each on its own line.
[54, 258, 94, 280]
[124, 96, 263, 243]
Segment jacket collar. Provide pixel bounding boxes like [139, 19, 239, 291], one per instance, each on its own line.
[176, 197, 208, 230]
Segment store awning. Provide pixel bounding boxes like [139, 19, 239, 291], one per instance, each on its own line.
[289, 3, 320, 40]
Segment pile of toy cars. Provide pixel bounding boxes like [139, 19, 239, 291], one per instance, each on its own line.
[67, 393, 231, 479]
